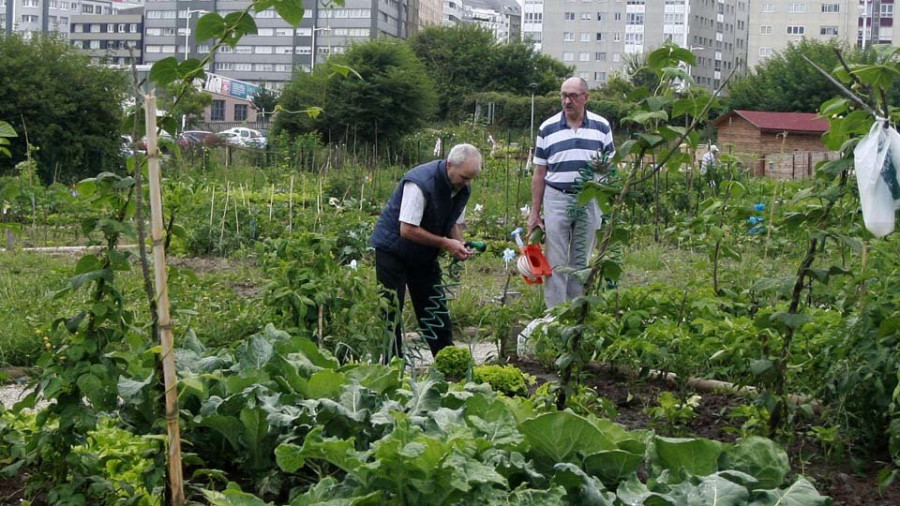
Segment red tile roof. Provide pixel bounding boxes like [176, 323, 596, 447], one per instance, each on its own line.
[714, 110, 830, 133]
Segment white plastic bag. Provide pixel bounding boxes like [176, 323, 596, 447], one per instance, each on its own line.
[853, 120, 900, 237]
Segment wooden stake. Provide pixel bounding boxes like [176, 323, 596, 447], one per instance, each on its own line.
[209, 185, 216, 228]
[143, 94, 185, 506]
[288, 176, 294, 232]
[269, 184, 275, 221]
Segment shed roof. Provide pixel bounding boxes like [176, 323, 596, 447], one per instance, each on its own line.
[714, 110, 829, 134]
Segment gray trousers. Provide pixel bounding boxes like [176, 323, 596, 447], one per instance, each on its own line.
[543, 186, 601, 308]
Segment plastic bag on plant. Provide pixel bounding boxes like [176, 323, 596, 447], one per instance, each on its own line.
[853, 120, 900, 237]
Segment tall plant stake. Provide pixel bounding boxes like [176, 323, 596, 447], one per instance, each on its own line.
[144, 94, 186, 505]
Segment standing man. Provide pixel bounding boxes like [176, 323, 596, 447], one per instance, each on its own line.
[528, 77, 615, 308]
[701, 144, 719, 173]
[371, 144, 483, 360]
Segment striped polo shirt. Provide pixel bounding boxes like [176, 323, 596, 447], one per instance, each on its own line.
[533, 110, 615, 192]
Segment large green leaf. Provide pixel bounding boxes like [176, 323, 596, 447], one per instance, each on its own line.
[307, 369, 347, 399]
[276, 426, 360, 474]
[237, 335, 274, 370]
[149, 57, 180, 87]
[196, 12, 226, 41]
[687, 474, 749, 505]
[551, 463, 616, 505]
[615, 475, 676, 505]
[583, 449, 643, 487]
[521, 412, 617, 470]
[719, 437, 790, 489]
[652, 437, 723, 477]
[748, 477, 830, 506]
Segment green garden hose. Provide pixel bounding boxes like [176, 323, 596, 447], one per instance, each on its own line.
[418, 241, 486, 347]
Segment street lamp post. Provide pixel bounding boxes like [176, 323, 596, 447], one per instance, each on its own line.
[310, 26, 331, 72]
[183, 9, 208, 61]
[182, 9, 208, 131]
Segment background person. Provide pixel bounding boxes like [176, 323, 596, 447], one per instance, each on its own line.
[370, 144, 482, 360]
[527, 77, 615, 308]
[701, 144, 719, 173]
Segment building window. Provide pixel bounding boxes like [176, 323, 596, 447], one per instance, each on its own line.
[564, 12, 575, 20]
[820, 26, 838, 35]
[563, 52, 574, 61]
[211, 100, 225, 121]
[563, 32, 574, 41]
[580, 12, 591, 20]
[596, 32, 603, 41]
[762, 3, 774, 12]
[626, 12, 644, 24]
[882, 3, 893, 16]
[786, 25, 805, 35]
[234, 104, 248, 121]
[759, 47, 773, 57]
[821, 3, 839, 13]
[595, 51, 606, 60]
[579, 52, 590, 61]
[788, 3, 806, 13]
[760, 25, 772, 34]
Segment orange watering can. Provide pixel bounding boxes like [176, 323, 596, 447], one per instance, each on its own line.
[511, 228, 552, 285]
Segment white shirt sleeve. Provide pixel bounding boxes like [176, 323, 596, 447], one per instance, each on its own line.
[399, 182, 467, 227]
[399, 182, 426, 226]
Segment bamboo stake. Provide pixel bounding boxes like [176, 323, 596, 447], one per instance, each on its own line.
[288, 176, 294, 232]
[209, 185, 216, 227]
[269, 183, 275, 221]
[220, 183, 230, 249]
[143, 94, 185, 506]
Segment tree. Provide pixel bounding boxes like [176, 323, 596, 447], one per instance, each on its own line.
[275, 39, 436, 147]
[158, 83, 213, 131]
[0, 34, 128, 183]
[409, 25, 570, 120]
[726, 39, 892, 112]
[251, 86, 279, 125]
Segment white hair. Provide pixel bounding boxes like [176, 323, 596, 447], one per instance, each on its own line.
[447, 143, 482, 171]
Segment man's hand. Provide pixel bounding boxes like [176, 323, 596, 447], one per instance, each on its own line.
[445, 239, 470, 260]
[527, 212, 544, 236]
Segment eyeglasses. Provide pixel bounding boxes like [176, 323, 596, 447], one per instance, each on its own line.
[560, 92, 586, 101]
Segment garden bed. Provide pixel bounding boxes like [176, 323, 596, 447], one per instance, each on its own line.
[512, 357, 900, 506]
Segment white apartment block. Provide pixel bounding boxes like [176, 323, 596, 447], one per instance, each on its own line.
[143, 0, 412, 89]
[540, 0, 749, 91]
[2, 0, 116, 39]
[748, 0, 864, 69]
[522, 0, 542, 49]
[443, 0, 521, 42]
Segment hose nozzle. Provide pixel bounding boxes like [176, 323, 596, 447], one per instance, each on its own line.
[465, 240, 487, 253]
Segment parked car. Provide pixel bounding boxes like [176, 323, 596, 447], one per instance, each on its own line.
[215, 131, 243, 147]
[178, 130, 218, 149]
[220, 127, 266, 148]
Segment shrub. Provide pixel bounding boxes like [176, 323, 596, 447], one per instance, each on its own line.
[473, 364, 532, 397]
[433, 346, 472, 380]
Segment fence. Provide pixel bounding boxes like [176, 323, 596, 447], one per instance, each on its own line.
[762, 151, 840, 180]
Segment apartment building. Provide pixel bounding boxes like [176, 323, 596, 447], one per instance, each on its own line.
[442, 0, 521, 42]
[142, 0, 411, 89]
[69, 8, 143, 65]
[2, 0, 115, 38]
[522, 0, 542, 49]
[748, 0, 861, 69]
[540, 0, 749, 91]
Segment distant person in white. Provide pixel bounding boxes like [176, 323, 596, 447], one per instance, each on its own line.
[701, 144, 719, 173]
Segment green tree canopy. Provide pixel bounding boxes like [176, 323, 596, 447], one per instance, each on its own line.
[274, 39, 436, 147]
[0, 34, 128, 183]
[409, 25, 570, 120]
[727, 39, 882, 112]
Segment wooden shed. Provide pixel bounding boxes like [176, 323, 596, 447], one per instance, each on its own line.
[712, 110, 835, 179]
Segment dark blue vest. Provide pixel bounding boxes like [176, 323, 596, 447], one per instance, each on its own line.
[371, 159, 470, 263]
